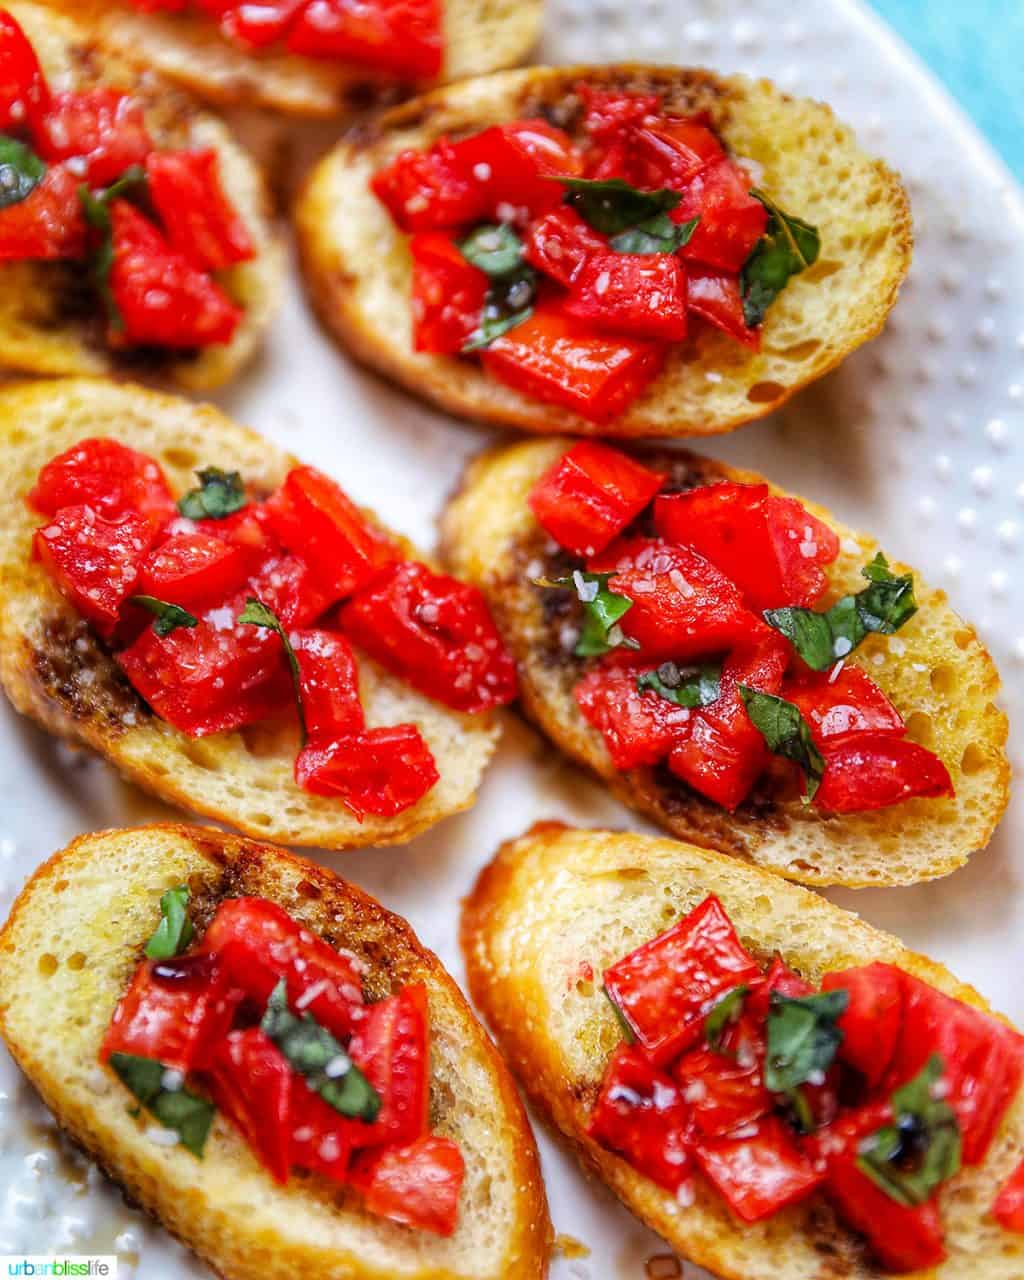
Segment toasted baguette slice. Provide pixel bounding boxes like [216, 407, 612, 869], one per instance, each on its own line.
[0, 2, 282, 391]
[0, 378, 504, 848]
[295, 65, 911, 439]
[440, 438, 1009, 887]
[38, 0, 542, 117]
[462, 823, 1024, 1280]
[0, 824, 551, 1280]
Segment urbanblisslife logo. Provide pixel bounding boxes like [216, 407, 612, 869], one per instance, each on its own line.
[2, 1259, 117, 1277]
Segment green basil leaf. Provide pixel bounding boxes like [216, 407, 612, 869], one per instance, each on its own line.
[462, 265, 537, 352]
[637, 661, 721, 709]
[535, 570, 638, 658]
[459, 222, 524, 277]
[131, 595, 199, 639]
[108, 1052, 214, 1157]
[144, 884, 194, 959]
[611, 214, 699, 256]
[764, 553, 918, 672]
[178, 467, 248, 521]
[856, 1055, 962, 1206]
[764, 989, 848, 1132]
[739, 686, 826, 799]
[740, 189, 820, 328]
[77, 166, 149, 333]
[260, 980, 380, 1122]
[558, 176, 682, 235]
[237, 598, 307, 745]
[603, 985, 636, 1043]
[705, 984, 749, 1053]
[0, 133, 45, 209]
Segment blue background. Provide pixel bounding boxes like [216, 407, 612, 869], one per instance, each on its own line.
[869, 1, 1023, 176]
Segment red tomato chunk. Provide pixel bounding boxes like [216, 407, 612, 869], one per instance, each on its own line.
[815, 733, 954, 814]
[0, 9, 49, 131]
[146, 149, 255, 271]
[565, 252, 688, 343]
[694, 1116, 823, 1222]
[349, 1136, 465, 1237]
[0, 165, 86, 261]
[34, 89, 153, 187]
[295, 724, 440, 819]
[995, 1159, 1024, 1234]
[409, 231, 488, 354]
[575, 657, 690, 770]
[138, 530, 249, 607]
[29, 437, 176, 529]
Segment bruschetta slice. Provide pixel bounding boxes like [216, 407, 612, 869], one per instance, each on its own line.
[0, 2, 282, 389]
[37, 0, 542, 117]
[441, 438, 1008, 887]
[296, 65, 911, 438]
[0, 379, 515, 848]
[462, 823, 1024, 1279]
[0, 823, 551, 1280]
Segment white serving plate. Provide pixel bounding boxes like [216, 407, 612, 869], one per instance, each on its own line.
[1, 1, 1022, 1277]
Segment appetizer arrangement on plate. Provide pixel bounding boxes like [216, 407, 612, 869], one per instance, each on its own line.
[0, 380, 516, 847]
[462, 825, 1024, 1278]
[0, 2, 282, 388]
[0, 824, 551, 1279]
[297, 66, 911, 436]
[37, 0, 543, 117]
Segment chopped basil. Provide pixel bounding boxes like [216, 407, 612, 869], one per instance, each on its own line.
[611, 214, 699, 256]
[704, 984, 749, 1053]
[558, 176, 682, 235]
[459, 222, 524, 277]
[603, 985, 636, 1043]
[739, 686, 826, 800]
[130, 595, 199, 639]
[108, 1052, 214, 1157]
[637, 661, 721, 709]
[765, 989, 849, 1133]
[535, 570, 638, 658]
[144, 885, 194, 959]
[260, 980, 380, 1122]
[457, 222, 537, 352]
[764, 554, 918, 671]
[77, 166, 149, 332]
[0, 134, 45, 209]
[178, 467, 248, 521]
[857, 1055, 962, 1206]
[740, 190, 820, 328]
[237, 598, 307, 745]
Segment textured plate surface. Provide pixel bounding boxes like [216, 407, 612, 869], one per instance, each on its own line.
[2, 2, 1023, 1277]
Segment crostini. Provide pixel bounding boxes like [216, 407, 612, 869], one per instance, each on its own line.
[38, 0, 542, 117]
[296, 65, 911, 438]
[0, 823, 551, 1280]
[0, 2, 282, 389]
[441, 438, 1008, 887]
[0, 379, 517, 847]
[462, 824, 1024, 1279]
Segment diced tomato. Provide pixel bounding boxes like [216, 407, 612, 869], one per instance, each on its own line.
[286, 0, 443, 81]
[673, 1043, 771, 1140]
[346, 984, 430, 1149]
[0, 9, 49, 132]
[575, 657, 691, 770]
[654, 482, 840, 612]
[590, 537, 752, 662]
[108, 202, 243, 348]
[294, 724, 439, 818]
[820, 962, 904, 1089]
[565, 252, 688, 342]
[0, 164, 87, 261]
[371, 139, 488, 233]
[603, 895, 760, 1065]
[349, 1135, 464, 1236]
[202, 897, 366, 1043]
[100, 954, 240, 1073]
[693, 1116, 823, 1223]
[34, 89, 152, 188]
[527, 441, 664, 559]
[194, 505, 280, 572]
[747, 955, 812, 1015]
[262, 466, 399, 603]
[28, 437, 176, 530]
[205, 0, 306, 48]
[629, 123, 722, 191]
[687, 267, 760, 349]
[885, 974, 1024, 1167]
[785, 667, 905, 748]
[815, 733, 954, 814]
[409, 231, 488, 354]
[35, 505, 156, 637]
[522, 206, 608, 288]
[481, 300, 666, 423]
[146, 149, 254, 271]
[587, 1045, 693, 1192]
[247, 553, 336, 629]
[339, 560, 517, 713]
[680, 156, 768, 273]
[995, 1159, 1024, 1233]
[289, 1081, 351, 1183]
[208, 1028, 293, 1183]
[293, 629, 364, 740]
[449, 120, 583, 221]
[578, 86, 660, 143]
[138, 530, 249, 608]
